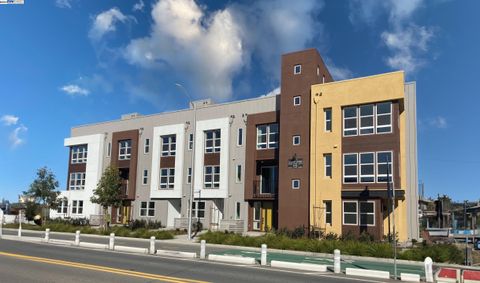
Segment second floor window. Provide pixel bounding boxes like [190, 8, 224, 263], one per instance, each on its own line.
[160, 168, 175, 189]
[161, 135, 176, 156]
[205, 129, 221, 153]
[343, 151, 393, 184]
[71, 145, 88, 164]
[256, 123, 278, 149]
[118, 140, 131, 160]
[343, 106, 358, 136]
[71, 200, 83, 215]
[324, 108, 332, 132]
[204, 165, 220, 189]
[69, 172, 86, 190]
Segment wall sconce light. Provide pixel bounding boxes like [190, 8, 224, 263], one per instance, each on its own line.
[139, 127, 144, 135]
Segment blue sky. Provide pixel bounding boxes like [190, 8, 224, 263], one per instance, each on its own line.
[0, 0, 479, 202]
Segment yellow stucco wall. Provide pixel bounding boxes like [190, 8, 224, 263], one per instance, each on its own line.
[310, 71, 409, 241]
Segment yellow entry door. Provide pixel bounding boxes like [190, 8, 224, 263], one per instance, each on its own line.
[261, 202, 273, 231]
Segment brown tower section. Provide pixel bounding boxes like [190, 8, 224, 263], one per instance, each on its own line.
[278, 49, 333, 231]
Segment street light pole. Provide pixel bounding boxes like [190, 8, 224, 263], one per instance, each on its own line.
[176, 83, 196, 240]
[387, 156, 397, 279]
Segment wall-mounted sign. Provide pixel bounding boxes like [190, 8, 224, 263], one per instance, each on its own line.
[288, 155, 303, 168]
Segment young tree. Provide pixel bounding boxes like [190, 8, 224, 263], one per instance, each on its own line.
[90, 166, 123, 229]
[23, 167, 60, 224]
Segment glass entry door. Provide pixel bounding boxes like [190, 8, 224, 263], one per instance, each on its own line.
[260, 166, 278, 194]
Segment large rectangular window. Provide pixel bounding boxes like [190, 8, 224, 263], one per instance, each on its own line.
[360, 201, 375, 226]
[237, 128, 243, 146]
[324, 108, 332, 132]
[71, 145, 88, 164]
[204, 166, 220, 189]
[205, 129, 221, 153]
[256, 123, 279, 149]
[161, 135, 176, 156]
[140, 201, 155, 217]
[377, 151, 393, 183]
[118, 140, 131, 160]
[359, 104, 374, 135]
[343, 107, 358, 136]
[343, 201, 357, 225]
[71, 200, 83, 215]
[192, 201, 205, 218]
[324, 154, 332, 178]
[160, 168, 175, 189]
[343, 153, 358, 183]
[376, 102, 392, 133]
[359, 153, 375, 183]
[69, 172, 86, 190]
[324, 200, 332, 225]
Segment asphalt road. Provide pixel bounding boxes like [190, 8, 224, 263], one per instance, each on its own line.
[0, 238, 393, 283]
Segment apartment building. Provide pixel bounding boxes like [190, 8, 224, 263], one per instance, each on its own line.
[51, 48, 418, 241]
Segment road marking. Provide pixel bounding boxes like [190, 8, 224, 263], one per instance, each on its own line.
[0, 251, 209, 283]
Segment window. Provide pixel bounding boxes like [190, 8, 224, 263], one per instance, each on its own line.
[144, 139, 150, 154]
[188, 133, 193, 150]
[161, 135, 176, 156]
[140, 201, 155, 217]
[256, 123, 279, 149]
[205, 129, 221, 153]
[360, 201, 375, 226]
[322, 75, 326, 83]
[142, 169, 148, 185]
[118, 140, 131, 160]
[359, 104, 374, 135]
[377, 151, 393, 183]
[324, 108, 332, 132]
[235, 202, 241, 220]
[160, 168, 175, 189]
[324, 154, 332, 178]
[343, 107, 358, 136]
[292, 135, 300, 146]
[237, 128, 243, 146]
[343, 153, 358, 183]
[294, 64, 302, 74]
[71, 145, 88, 164]
[293, 96, 301, 106]
[57, 200, 68, 214]
[359, 153, 375, 183]
[291, 179, 300, 189]
[107, 142, 111, 157]
[204, 166, 220, 188]
[236, 164, 242, 183]
[343, 201, 357, 225]
[376, 102, 392, 133]
[324, 200, 332, 225]
[187, 167, 192, 184]
[192, 201, 205, 218]
[69, 172, 86, 190]
[317, 66, 320, 76]
[72, 200, 83, 215]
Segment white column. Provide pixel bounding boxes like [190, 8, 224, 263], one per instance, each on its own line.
[109, 233, 115, 250]
[17, 210, 22, 237]
[424, 257, 433, 283]
[334, 249, 341, 274]
[0, 209, 3, 238]
[75, 230, 80, 246]
[200, 240, 206, 259]
[149, 236, 156, 255]
[44, 228, 50, 242]
[261, 244, 267, 266]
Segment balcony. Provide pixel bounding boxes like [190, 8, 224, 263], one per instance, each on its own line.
[252, 180, 277, 199]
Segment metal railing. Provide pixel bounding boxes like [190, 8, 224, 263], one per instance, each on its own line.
[253, 180, 277, 198]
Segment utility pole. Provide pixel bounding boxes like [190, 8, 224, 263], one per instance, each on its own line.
[387, 156, 397, 279]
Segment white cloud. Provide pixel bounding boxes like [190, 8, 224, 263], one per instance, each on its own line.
[428, 116, 447, 129]
[9, 124, 27, 148]
[60, 84, 90, 96]
[55, 0, 72, 9]
[89, 7, 130, 41]
[1, 115, 19, 126]
[324, 58, 354, 81]
[260, 87, 280, 97]
[133, 0, 145, 12]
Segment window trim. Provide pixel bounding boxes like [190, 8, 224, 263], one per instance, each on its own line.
[118, 140, 132, 160]
[237, 128, 243, 146]
[359, 104, 375, 136]
[204, 129, 221, 153]
[291, 179, 300, 190]
[71, 145, 88, 164]
[159, 168, 175, 189]
[324, 154, 332, 178]
[71, 200, 84, 215]
[324, 200, 332, 225]
[342, 200, 358, 225]
[293, 96, 301, 106]
[69, 172, 86, 191]
[324, 108, 332, 132]
[204, 165, 220, 189]
[140, 201, 155, 217]
[161, 135, 176, 156]
[376, 102, 393, 134]
[376, 151, 393, 183]
[343, 153, 358, 184]
[343, 106, 358, 137]
[256, 123, 279, 150]
[236, 164, 242, 183]
[192, 201, 206, 219]
[359, 152, 375, 183]
[142, 169, 148, 185]
[292, 135, 301, 146]
[293, 64, 302, 75]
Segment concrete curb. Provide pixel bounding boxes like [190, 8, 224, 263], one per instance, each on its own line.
[48, 239, 74, 246]
[1, 235, 41, 243]
[270, 260, 327, 272]
[114, 245, 148, 254]
[207, 254, 256, 265]
[78, 242, 107, 250]
[400, 273, 421, 282]
[156, 249, 197, 259]
[345, 267, 390, 280]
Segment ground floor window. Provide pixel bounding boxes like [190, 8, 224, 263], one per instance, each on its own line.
[235, 202, 241, 220]
[57, 200, 68, 214]
[342, 200, 375, 226]
[324, 200, 332, 225]
[140, 201, 155, 217]
[160, 168, 175, 189]
[192, 201, 205, 218]
[71, 200, 83, 214]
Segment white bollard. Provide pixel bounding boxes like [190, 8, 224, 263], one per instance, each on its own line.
[44, 228, 50, 242]
[261, 244, 268, 266]
[334, 249, 341, 274]
[200, 240, 206, 259]
[424, 257, 433, 283]
[75, 230, 80, 246]
[17, 211, 22, 237]
[149, 236, 156, 255]
[109, 233, 115, 250]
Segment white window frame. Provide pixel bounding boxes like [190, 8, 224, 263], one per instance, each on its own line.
[324, 154, 332, 178]
[359, 152, 375, 183]
[192, 201, 205, 218]
[256, 123, 279, 149]
[376, 102, 392, 134]
[144, 138, 150, 154]
[342, 200, 358, 225]
[71, 200, 83, 215]
[291, 179, 300, 189]
[343, 153, 358, 184]
[71, 145, 88, 164]
[160, 168, 175, 189]
[204, 165, 220, 189]
[359, 104, 375, 135]
[293, 96, 301, 106]
[188, 133, 193, 150]
[57, 200, 68, 214]
[343, 106, 358, 137]
[294, 64, 302, 74]
[142, 169, 148, 185]
[204, 129, 221, 153]
[236, 164, 242, 183]
[324, 200, 332, 225]
[161, 135, 176, 156]
[376, 151, 393, 183]
[187, 167, 192, 184]
[292, 135, 300, 146]
[118, 140, 131, 160]
[69, 172, 86, 190]
[359, 201, 375, 226]
[237, 128, 243, 146]
[324, 108, 332, 132]
[140, 201, 155, 217]
[235, 202, 241, 220]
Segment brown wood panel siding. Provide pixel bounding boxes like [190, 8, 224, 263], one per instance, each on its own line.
[66, 147, 87, 190]
[160, 156, 175, 168]
[342, 101, 401, 190]
[111, 130, 139, 200]
[341, 198, 383, 241]
[244, 111, 279, 201]
[204, 153, 220, 166]
[278, 49, 333, 231]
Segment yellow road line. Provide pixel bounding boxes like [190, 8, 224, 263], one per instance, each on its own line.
[0, 251, 210, 283]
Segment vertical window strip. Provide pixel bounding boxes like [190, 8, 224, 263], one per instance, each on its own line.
[343, 153, 358, 183]
[324, 154, 332, 178]
[359, 153, 375, 183]
[161, 135, 176, 156]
